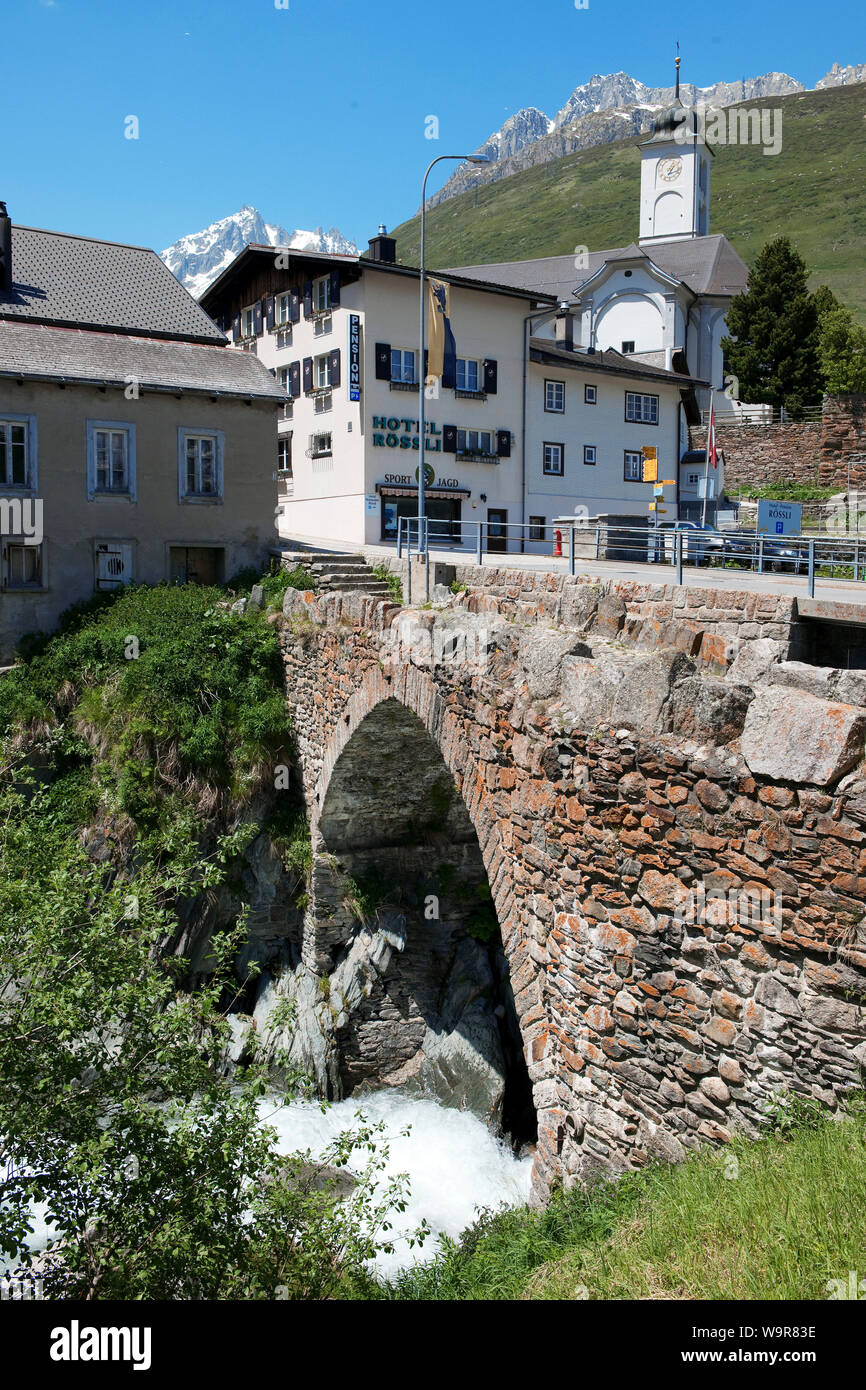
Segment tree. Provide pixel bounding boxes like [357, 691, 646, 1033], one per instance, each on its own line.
[721, 237, 822, 418]
[814, 285, 866, 394]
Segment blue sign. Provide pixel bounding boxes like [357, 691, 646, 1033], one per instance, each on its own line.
[757, 500, 802, 536]
[348, 313, 361, 401]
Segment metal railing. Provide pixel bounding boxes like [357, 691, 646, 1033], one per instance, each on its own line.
[396, 515, 866, 598]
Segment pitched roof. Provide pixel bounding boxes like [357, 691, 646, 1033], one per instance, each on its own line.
[0, 321, 286, 400]
[0, 225, 227, 344]
[529, 337, 707, 387]
[446, 234, 749, 303]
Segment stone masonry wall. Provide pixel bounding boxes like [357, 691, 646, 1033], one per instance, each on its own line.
[689, 394, 866, 493]
[278, 580, 866, 1202]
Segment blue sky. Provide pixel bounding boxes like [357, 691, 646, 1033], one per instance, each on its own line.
[4, 0, 861, 252]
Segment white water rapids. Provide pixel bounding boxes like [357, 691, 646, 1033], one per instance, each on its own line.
[264, 1089, 534, 1277]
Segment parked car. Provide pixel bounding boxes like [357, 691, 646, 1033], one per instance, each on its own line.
[656, 520, 728, 566]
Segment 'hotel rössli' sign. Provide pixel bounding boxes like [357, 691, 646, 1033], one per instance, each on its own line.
[372, 415, 444, 451]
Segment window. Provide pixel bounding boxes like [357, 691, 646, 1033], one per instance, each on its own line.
[313, 314, 332, 337]
[625, 391, 659, 424]
[314, 391, 332, 415]
[313, 276, 331, 313]
[456, 358, 480, 392]
[86, 421, 135, 499]
[241, 304, 256, 339]
[4, 542, 43, 589]
[0, 415, 36, 488]
[277, 366, 290, 392]
[544, 380, 565, 413]
[584, 384, 597, 404]
[688, 471, 700, 485]
[583, 445, 597, 465]
[456, 428, 493, 456]
[94, 542, 133, 591]
[278, 435, 292, 475]
[314, 354, 332, 390]
[309, 432, 332, 458]
[624, 450, 644, 481]
[391, 349, 416, 384]
[178, 429, 224, 501]
[543, 442, 564, 476]
[529, 516, 546, 541]
[275, 292, 292, 326]
[621, 340, 635, 355]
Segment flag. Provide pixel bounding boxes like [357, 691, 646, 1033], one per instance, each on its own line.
[707, 400, 718, 468]
[427, 278, 457, 388]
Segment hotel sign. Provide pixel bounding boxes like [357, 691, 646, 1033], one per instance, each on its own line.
[348, 314, 361, 401]
[372, 415, 443, 452]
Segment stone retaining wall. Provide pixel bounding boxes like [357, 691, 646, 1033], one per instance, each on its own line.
[689, 394, 866, 493]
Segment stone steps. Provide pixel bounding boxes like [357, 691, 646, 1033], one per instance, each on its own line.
[276, 548, 395, 597]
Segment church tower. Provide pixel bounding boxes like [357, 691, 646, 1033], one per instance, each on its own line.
[639, 54, 712, 245]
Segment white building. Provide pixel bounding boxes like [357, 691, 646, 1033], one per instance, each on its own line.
[201, 228, 706, 552]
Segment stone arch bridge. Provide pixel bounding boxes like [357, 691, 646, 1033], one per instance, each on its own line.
[276, 567, 866, 1201]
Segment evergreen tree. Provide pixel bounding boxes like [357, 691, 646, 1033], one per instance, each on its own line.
[721, 237, 822, 418]
[814, 285, 866, 393]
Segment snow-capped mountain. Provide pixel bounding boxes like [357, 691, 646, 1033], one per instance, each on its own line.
[161, 206, 357, 298]
[426, 62, 862, 210]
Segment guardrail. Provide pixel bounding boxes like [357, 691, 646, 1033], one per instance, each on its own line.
[396, 516, 866, 598]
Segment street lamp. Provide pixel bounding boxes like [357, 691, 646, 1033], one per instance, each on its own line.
[417, 153, 490, 557]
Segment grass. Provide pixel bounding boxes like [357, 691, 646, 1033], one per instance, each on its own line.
[379, 1093, 866, 1301]
[372, 563, 403, 604]
[392, 84, 866, 323]
[735, 483, 840, 502]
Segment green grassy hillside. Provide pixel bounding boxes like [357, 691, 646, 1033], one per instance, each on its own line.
[392, 84, 866, 322]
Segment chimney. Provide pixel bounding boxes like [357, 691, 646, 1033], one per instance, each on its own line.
[367, 223, 396, 264]
[554, 305, 575, 351]
[0, 203, 11, 294]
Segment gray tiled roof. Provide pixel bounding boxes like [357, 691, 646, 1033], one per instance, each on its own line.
[0, 321, 286, 400]
[529, 338, 707, 387]
[0, 225, 227, 344]
[446, 234, 749, 303]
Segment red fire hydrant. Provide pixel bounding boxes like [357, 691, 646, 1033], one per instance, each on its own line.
[553, 528, 563, 557]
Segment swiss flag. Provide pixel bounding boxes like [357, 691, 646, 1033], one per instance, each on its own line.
[707, 402, 718, 468]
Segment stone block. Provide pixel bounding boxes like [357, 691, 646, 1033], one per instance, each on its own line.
[667, 676, 753, 744]
[741, 687, 866, 787]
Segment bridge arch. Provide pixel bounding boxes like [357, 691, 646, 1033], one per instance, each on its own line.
[304, 663, 541, 1151]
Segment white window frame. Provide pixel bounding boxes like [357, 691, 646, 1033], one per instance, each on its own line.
[3, 539, 45, 590]
[584, 384, 597, 404]
[312, 276, 331, 314]
[391, 348, 416, 384]
[241, 304, 257, 339]
[0, 414, 37, 491]
[275, 292, 292, 326]
[456, 428, 493, 456]
[314, 353, 333, 390]
[544, 379, 565, 413]
[177, 428, 224, 503]
[86, 420, 136, 500]
[277, 435, 293, 476]
[624, 449, 644, 482]
[456, 358, 481, 392]
[621, 340, 635, 355]
[583, 445, 597, 465]
[308, 432, 332, 459]
[625, 391, 659, 424]
[543, 442, 564, 476]
[313, 313, 332, 338]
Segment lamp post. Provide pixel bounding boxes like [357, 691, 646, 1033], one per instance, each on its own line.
[418, 153, 489, 558]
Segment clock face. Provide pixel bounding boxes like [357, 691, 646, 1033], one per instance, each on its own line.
[658, 157, 683, 183]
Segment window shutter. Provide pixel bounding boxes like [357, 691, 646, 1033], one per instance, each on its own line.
[496, 429, 511, 458]
[265, 296, 275, 331]
[423, 348, 429, 379]
[303, 280, 313, 318]
[329, 270, 341, 307]
[302, 357, 313, 394]
[442, 356, 456, 390]
[328, 348, 341, 388]
[288, 361, 300, 398]
[483, 359, 498, 394]
[374, 342, 391, 380]
[231, 313, 241, 342]
[442, 425, 457, 454]
[254, 300, 264, 336]
[290, 287, 300, 322]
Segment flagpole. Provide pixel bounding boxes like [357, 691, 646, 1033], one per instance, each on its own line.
[702, 388, 714, 528]
[417, 153, 489, 571]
